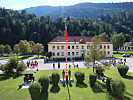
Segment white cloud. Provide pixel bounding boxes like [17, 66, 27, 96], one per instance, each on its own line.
[121, 0, 133, 2]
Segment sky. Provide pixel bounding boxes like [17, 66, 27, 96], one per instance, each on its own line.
[0, 0, 133, 10]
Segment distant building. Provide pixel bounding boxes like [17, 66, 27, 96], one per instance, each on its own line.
[119, 41, 133, 51]
[48, 36, 113, 59]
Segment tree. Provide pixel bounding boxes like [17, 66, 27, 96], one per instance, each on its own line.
[4, 44, 12, 56]
[29, 41, 35, 48]
[32, 43, 44, 58]
[18, 40, 31, 55]
[16, 61, 26, 76]
[13, 44, 20, 59]
[99, 32, 109, 40]
[46, 52, 52, 59]
[111, 33, 125, 52]
[0, 44, 4, 56]
[81, 30, 88, 36]
[85, 36, 105, 73]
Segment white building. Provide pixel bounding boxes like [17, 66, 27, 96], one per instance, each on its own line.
[48, 36, 113, 59]
[119, 41, 133, 51]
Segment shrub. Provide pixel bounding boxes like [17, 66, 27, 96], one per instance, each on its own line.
[0, 64, 13, 76]
[8, 57, 18, 69]
[110, 79, 125, 98]
[74, 71, 85, 83]
[117, 65, 129, 76]
[16, 61, 27, 75]
[89, 73, 97, 86]
[38, 76, 49, 93]
[29, 82, 40, 100]
[106, 77, 112, 91]
[51, 72, 60, 86]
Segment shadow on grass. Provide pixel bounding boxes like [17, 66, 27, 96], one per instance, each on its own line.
[122, 75, 133, 80]
[125, 92, 133, 97]
[0, 74, 10, 81]
[91, 84, 105, 93]
[50, 85, 60, 93]
[40, 92, 48, 100]
[76, 82, 88, 88]
[66, 82, 71, 100]
[96, 81, 106, 89]
[13, 74, 24, 79]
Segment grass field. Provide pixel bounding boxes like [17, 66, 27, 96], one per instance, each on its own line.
[0, 55, 33, 59]
[0, 67, 133, 100]
[113, 51, 133, 57]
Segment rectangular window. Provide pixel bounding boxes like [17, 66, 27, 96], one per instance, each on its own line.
[72, 52, 74, 56]
[82, 46, 84, 49]
[57, 52, 60, 56]
[107, 45, 110, 49]
[68, 46, 70, 49]
[104, 45, 106, 49]
[100, 45, 102, 49]
[76, 46, 79, 49]
[76, 52, 79, 55]
[52, 46, 55, 50]
[61, 46, 64, 49]
[68, 52, 70, 56]
[61, 52, 64, 56]
[87, 46, 89, 49]
[57, 46, 59, 50]
[72, 46, 74, 49]
[53, 52, 55, 56]
[108, 51, 110, 55]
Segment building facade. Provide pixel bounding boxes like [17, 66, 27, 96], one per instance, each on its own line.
[119, 41, 133, 51]
[48, 36, 113, 58]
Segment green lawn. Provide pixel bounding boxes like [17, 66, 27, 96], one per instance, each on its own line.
[0, 67, 133, 100]
[113, 51, 133, 57]
[0, 55, 33, 59]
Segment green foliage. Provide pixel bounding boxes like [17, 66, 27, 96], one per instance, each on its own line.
[106, 77, 112, 91]
[110, 79, 125, 98]
[46, 52, 52, 59]
[16, 61, 26, 75]
[74, 71, 85, 83]
[38, 76, 49, 93]
[4, 44, 12, 55]
[51, 72, 60, 86]
[29, 82, 40, 100]
[117, 65, 129, 76]
[0, 44, 4, 55]
[18, 40, 31, 55]
[89, 73, 97, 86]
[13, 44, 20, 56]
[99, 32, 109, 40]
[32, 43, 44, 57]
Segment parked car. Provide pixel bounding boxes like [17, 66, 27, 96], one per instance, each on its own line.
[40, 57, 45, 59]
[122, 53, 131, 57]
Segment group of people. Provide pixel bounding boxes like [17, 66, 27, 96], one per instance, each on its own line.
[27, 60, 38, 68]
[53, 63, 79, 69]
[113, 58, 126, 66]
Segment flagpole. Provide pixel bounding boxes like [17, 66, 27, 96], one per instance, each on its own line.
[65, 19, 68, 82]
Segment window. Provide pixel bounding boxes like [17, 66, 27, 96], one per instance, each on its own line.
[57, 52, 60, 56]
[108, 51, 110, 55]
[61, 52, 64, 56]
[68, 52, 70, 56]
[76, 52, 79, 55]
[57, 46, 59, 50]
[61, 46, 64, 49]
[100, 45, 102, 49]
[87, 46, 89, 49]
[72, 46, 74, 49]
[82, 46, 84, 49]
[68, 46, 70, 49]
[72, 52, 74, 56]
[104, 51, 106, 55]
[131, 47, 133, 50]
[104, 45, 106, 49]
[53, 52, 55, 56]
[52, 46, 55, 50]
[107, 45, 110, 49]
[76, 46, 79, 49]
[87, 51, 89, 55]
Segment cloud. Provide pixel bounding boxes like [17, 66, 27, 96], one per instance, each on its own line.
[121, 0, 133, 2]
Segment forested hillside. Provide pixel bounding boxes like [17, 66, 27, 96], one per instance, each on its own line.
[23, 2, 133, 19]
[0, 6, 133, 50]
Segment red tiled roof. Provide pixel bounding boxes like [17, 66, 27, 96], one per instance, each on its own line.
[49, 36, 112, 43]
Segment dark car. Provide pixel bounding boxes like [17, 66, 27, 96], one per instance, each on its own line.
[122, 53, 131, 57]
[40, 57, 45, 59]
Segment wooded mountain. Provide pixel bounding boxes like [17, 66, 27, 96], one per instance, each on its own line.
[23, 2, 133, 19]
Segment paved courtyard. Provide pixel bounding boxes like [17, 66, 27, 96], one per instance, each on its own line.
[0, 56, 133, 72]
